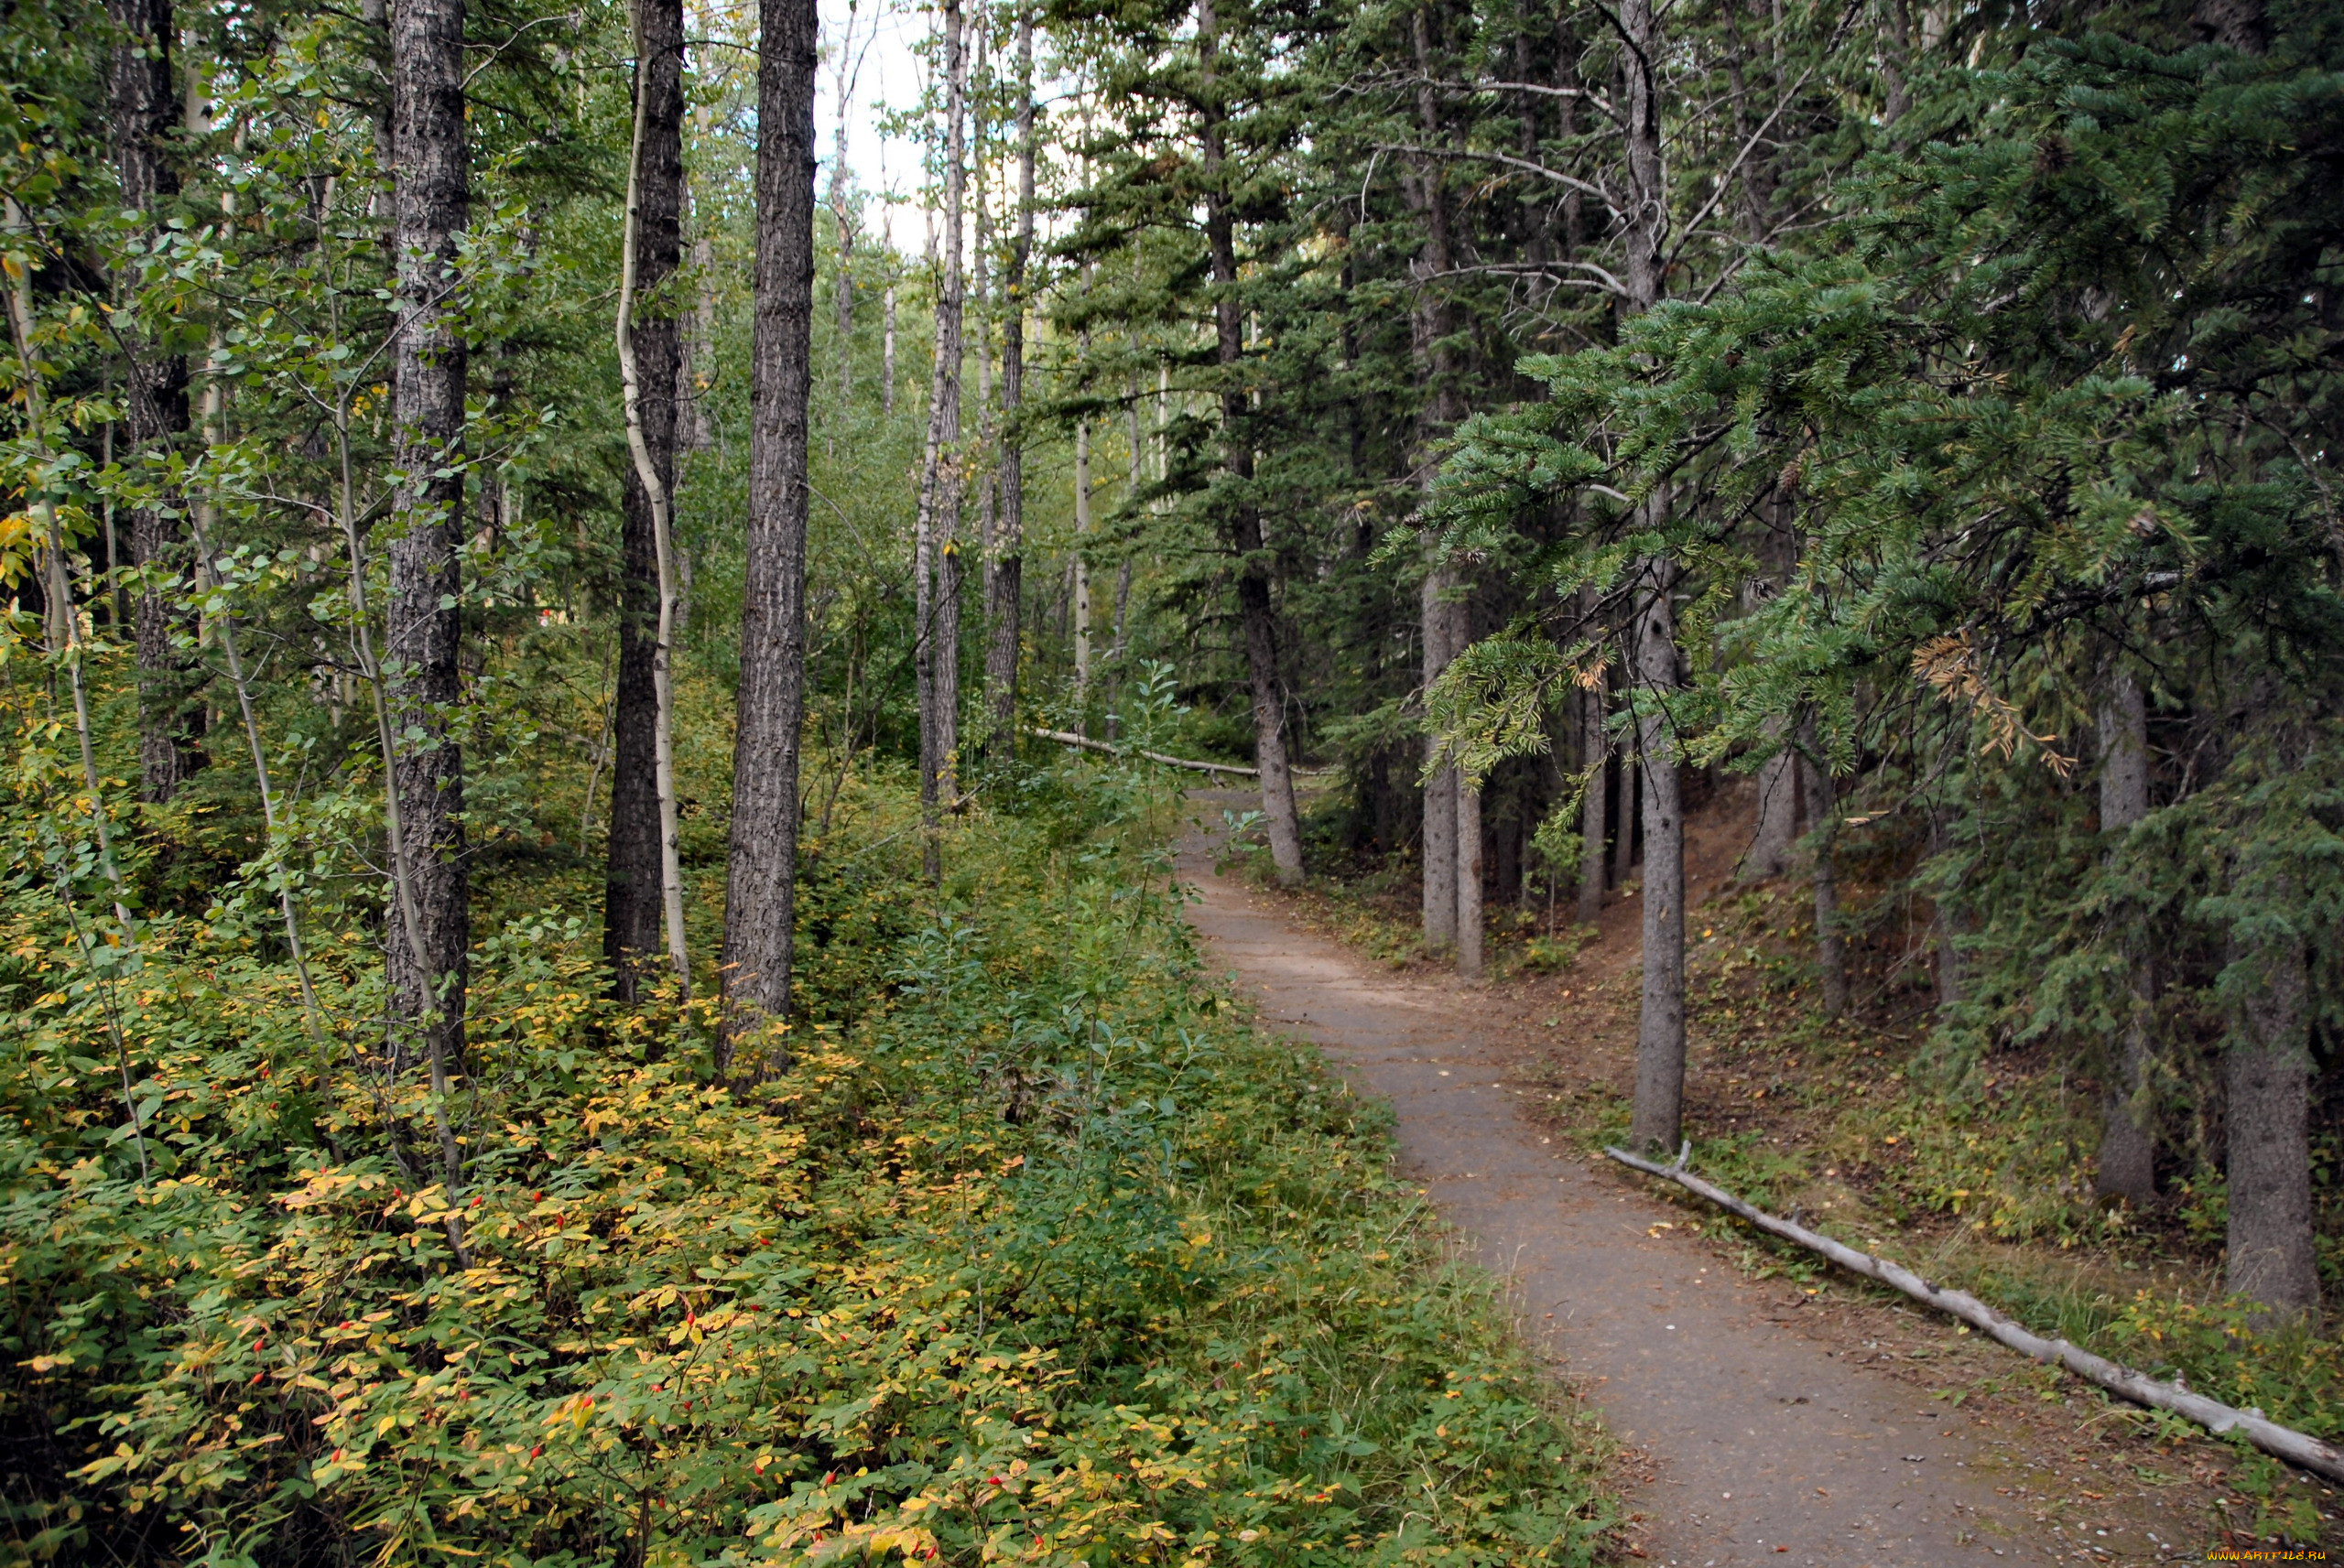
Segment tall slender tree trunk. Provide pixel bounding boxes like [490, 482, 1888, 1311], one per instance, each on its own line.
[1199, 0, 1301, 884]
[984, 5, 1035, 759]
[607, 0, 687, 1003]
[882, 248, 896, 416]
[1411, 5, 1467, 943]
[112, 0, 200, 804]
[2095, 669, 2157, 1206]
[1421, 564, 1458, 947]
[914, 0, 966, 880]
[2225, 896, 2319, 1326]
[1802, 724, 1850, 1019]
[1071, 416, 1091, 714]
[386, 0, 470, 1081]
[1745, 741, 1800, 881]
[1455, 583, 1483, 979]
[828, 3, 856, 420]
[1579, 672, 1607, 925]
[2222, 685, 2318, 1325]
[1627, 548, 1687, 1152]
[717, 0, 817, 1067]
[1618, 0, 1687, 1154]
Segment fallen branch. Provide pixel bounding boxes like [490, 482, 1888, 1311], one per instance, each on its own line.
[1603, 1143, 2344, 1484]
[1030, 727, 1258, 778]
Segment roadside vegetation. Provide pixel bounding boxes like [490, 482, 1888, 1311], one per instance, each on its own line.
[3, 742, 1613, 1564]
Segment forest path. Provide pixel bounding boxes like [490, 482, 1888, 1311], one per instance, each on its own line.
[1177, 803, 2063, 1568]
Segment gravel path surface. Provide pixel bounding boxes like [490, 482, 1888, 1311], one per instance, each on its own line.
[1179, 813, 2057, 1568]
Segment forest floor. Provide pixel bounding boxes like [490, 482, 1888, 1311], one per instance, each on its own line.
[1179, 785, 2326, 1566]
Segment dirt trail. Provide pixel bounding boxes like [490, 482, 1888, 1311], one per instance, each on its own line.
[1179, 806, 2068, 1568]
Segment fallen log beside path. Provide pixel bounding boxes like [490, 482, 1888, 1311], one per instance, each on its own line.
[1030, 728, 1259, 778]
[1604, 1143, 2344, 1485]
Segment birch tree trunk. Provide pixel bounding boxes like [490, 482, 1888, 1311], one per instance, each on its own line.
[608, 0, 688, 1002]
[913, 0, 966, 880]
[386, 0, 471, 1082]
[717, 0, 818, 1067]
[828, 1, 856, 420]
[1199, 0, 1301, 884]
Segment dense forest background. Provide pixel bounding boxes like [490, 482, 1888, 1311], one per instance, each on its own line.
[1, 0, 2339, 1554]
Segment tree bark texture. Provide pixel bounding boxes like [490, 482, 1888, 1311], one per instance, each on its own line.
[1070, 417, 1091, 710]
[1410, 2, 1472, 948]
[1801, 730, 1850, 1019]
[913, 0, 966, 879]
[1421, 563, 1458, 947]
[1578, 675, 1607, 925]
[1199, 0, 1301, 884]
[983, 6, 1036, 760]
[2225, 904, 2319, 1326]
[111, 0, 201, 804]
[1627, 559, 1686, 1152]
[718, 0, 817, 1063]
[2095, 670, 2157, 1206]
[1449, 584, 1481, 976]
[1743, 741, 1799, 881]
[606, 0, 686, 1003]
[386, 0, 470, 1075]
[1618, 0, 1683, 1150]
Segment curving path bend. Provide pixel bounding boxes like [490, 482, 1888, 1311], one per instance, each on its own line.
[1179, 816, 2060, 1568]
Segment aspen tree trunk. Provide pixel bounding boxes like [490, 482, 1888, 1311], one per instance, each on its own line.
[607, 0, 688, 1003]
[883, 276, 897, 416]
[2095, 670, 2156, 1206]
[386, 0, 471, 1082]
[1199, 0, 1301, 884]
[113, 0, 200, 804]
[984, 5, 1035, 759]
[717, 0, 818, 1067]
[913, 0, 967, 879]
[1619, 0, 1687, 1154]
[829, 3, 854, 418]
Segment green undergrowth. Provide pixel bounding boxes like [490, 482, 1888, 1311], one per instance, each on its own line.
[1, 751, 1613, 1566]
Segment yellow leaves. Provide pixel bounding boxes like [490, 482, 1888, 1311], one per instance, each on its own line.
[277, 1168, 386, 1211]
[545, 1392, 597, 1432]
